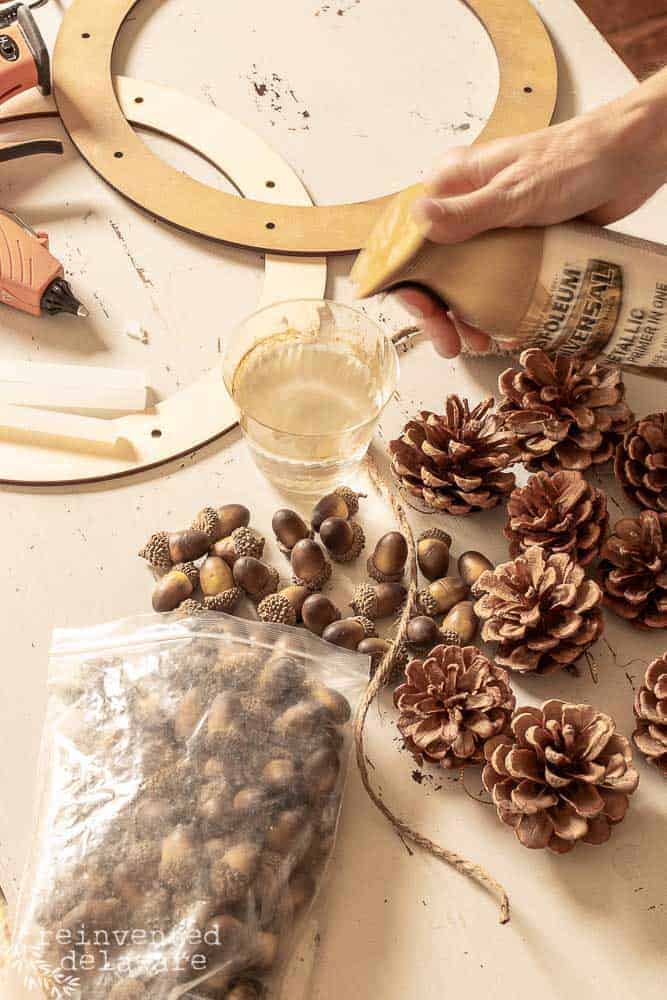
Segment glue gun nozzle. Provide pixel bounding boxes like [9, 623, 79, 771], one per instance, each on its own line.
[40, 277, 88, 319]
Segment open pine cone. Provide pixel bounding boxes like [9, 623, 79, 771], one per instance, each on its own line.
[633, 653, 667, 775]
[505, 470, 608, 566]
[599, 510, 667, 629]
[483, 699, 639, 852]
[614, 411, 667, 514]
[389, 395, 518, 515]
[473, 546, 604, 675]
[498, 349, 633, 474]
[394, 645, 515, 769]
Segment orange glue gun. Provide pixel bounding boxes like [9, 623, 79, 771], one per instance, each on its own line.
[0, 1, 87, 318]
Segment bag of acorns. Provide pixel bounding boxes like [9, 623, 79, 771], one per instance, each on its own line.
[12, 612, 367, 999]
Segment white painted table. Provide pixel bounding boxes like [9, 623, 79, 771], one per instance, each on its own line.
[1, 2, 666, 998]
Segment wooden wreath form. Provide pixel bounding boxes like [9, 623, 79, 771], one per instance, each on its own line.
[53, 0, 558, 254]
[0, 76, 326, 487]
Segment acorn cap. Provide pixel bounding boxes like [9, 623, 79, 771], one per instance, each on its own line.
[324, 520, 365, 563]
[351, 615, 378, 638]
[203, 589, 243, 613]
[417, 588, 439, 617]
[139, 530, 171, 570]
[257, 592, 298, 626]
[174, 561, 200, 588]
[418, 527, 452, 547]
[191, 505, 221, 541]
[334, 485, 365, 516]
[231, 526, 265, 560]
[350, 582, 378, 619]
[178, 597, 205, 615]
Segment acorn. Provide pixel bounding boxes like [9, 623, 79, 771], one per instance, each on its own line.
[311, 486, 364, 531]
[175, 686, 205, 741]
[257, 585, 310, 626]
[233, 556, 279, 602]
[135, 797, 173, 836]
[254, 931, 279, 970]
[367, 531, 408, 583]
[303, 746, 340, 798]
[458, 551, 494, 588]
[274, 700, 322, 738]
[108, 980, 147, 1000]
[227, 982, 262, 1000]
[158, 825, 197, 888]
[261, 757, 296, 791]
[319, 517, 365, 563]
[417, 529, 451, 581]
[301, 593, 341, 636]
[307, 681, 351, 724]
[202, 589, 243, 614]
[198, 782, 234, 832]
[291, 538, 332, 590]
[350, 581, 406, 620]
[322, 616, 377, 650]
[152, 566, 195, 612]
[406, 615, 442, 649]
[204, 913, 245, 954]
[288, 871, 316, 913]
[193, 503, 250, 543]
[266, 807, 310, 854]
[212, 526, 265, 567]
[272, 508, 312, 555]
[139, 528, 210, 570]
[357, 637, 392, 671]
[200, 555, 235, 597]
[257, 656, 306, 703]
[443, 600, 478, 643]
[208, 692, 241, 736]
[233, 786, 267, 815]
[417, 576, 467, 616]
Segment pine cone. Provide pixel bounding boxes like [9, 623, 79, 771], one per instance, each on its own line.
[599, 510, 667, 629]
[633, 653, 667, 775]
[394, 645, 515, 769]
[473, 546, 604, 675]
[389, 395, 518, 515]
[483, 700, 639, 852]
[614, 411, 667, 513]
[504, 470, 608, 566]
[498, 349, 633, 474]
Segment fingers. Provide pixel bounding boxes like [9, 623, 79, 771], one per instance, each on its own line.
[412, 180, 513, 244]
[393, 288, 493, 358]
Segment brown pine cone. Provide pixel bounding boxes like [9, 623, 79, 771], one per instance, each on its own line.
[504, 470, 608, 566]
[389, 395, 518, 515]
[394, 645, 515, 769]
[498, 349, 633, 474]
[599, 510, 667, 629]
[483, 699, 639, 852]
[633, 653, 667, 775]
[473, 546, 604, 675]
[614, 411, 667, 513]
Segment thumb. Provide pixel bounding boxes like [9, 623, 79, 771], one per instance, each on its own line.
[412, 183, 512, 244]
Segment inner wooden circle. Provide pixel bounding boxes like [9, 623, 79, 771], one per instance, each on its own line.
[53, 0, 558, 254]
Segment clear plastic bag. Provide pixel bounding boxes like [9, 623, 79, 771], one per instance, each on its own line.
[12, 613, 368, 1000]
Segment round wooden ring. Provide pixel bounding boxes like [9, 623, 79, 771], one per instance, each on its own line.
[53, 0, 558, 254]
[0, 76, 326, 487]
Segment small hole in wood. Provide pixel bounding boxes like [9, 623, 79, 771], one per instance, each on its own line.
[266, 222, 276, 230]
[524, 85, 533, 93]
[81, 32, 90, 39]
[151, 428, 162, 439]
[266, 180, 276, 189]
[134, 97, 144, 104]
[114, 151, 124, 159]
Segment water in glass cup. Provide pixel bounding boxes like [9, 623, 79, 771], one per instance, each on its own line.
[223, 301, 399, 493]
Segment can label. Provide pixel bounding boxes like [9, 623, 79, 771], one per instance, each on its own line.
[518, 223, 667, 367]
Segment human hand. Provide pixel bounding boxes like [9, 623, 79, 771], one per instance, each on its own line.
[395, 69, 667, 357]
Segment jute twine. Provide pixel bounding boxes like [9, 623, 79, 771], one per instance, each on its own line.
[353, 448, 511, 924]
